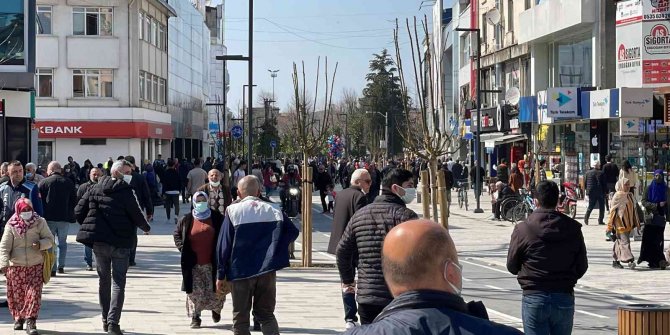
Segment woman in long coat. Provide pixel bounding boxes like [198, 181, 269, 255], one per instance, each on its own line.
[640, 170, 670, 269]
[607, 178, 640, 269]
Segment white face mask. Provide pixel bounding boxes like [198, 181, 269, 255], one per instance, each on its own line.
[20, 212, 33, 220]
[443, 261, 463, 296]
[396, 185, 416, 204]
[122, 174, 133, 184]
[210, 181, 220, 187]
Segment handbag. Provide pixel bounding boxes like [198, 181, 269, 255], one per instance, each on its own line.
[42, 249, 56, 284]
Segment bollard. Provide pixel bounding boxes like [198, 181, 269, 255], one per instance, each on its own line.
[618, 304, 670, 335]
[420, 170, 431, 220]
[436, 170, 449, 229]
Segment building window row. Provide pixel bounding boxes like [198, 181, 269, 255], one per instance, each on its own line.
[36, 68, 53, 97]
[140, 71, 166, 105]
[37, 6, 52, 35]
[73, 7, 113, 36]
[73, 69, 113, 98]
[139, 12, 167, 51]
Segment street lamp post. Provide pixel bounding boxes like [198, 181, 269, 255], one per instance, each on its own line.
[242, 84, 257, 163]
[268, 69, 279, 102]
[366, 110, 388, 160]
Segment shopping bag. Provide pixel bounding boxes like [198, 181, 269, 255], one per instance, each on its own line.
[42, 249, 56, 284]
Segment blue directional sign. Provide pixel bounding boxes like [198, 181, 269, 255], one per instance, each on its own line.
[270, 140, 277, 148]
[231, 125, 243, 139]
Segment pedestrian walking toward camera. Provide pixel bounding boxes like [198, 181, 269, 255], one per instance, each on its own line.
[38, 161, 77, 276]
[639, 170, 670, 270]
[77, 167, 103, 271]
[174, 191, 226, 329]
[75, 160, 151, 335]
[0, 198, 54, 335]
[161, 159, 182, 224]
[507, 181, 588, 335]
[123, 156, 153, 267]
[345, 219, 522, 335]
[216, 176, 299, 335]
[197, 169, 232, 216]
[25, 163, 45, 185]
[607, 178, 640, 270]
[584, 161, 606, 226]
[336, 168, 419, 324]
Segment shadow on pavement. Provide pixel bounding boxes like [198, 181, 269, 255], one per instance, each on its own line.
[36, 331, 161, 335]
[280, 327, 340, 334]
[0, 299, 99, 323]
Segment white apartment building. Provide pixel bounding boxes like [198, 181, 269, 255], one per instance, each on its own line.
[34, 0, 176, 167]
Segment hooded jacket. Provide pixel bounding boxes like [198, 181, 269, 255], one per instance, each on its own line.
[507, 208, 588, 294]
[344, 290, 523, 335]
[74, 176, 151, 249]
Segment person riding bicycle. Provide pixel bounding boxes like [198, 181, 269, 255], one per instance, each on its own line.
[279, 165, 302, 210]
[492, 181, 515, 220]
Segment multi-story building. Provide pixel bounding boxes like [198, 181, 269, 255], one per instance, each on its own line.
[34, 0, 176, 167]
[0, 0, 37, 164]
[166, 0, 210, 160]
[205, 2, 230, 159]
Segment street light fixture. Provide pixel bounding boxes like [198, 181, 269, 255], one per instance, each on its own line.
[268, 69, 279, 101]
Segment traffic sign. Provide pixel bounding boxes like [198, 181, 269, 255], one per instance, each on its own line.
[231, 125, 243, 139]
[270, 139, 277, 148]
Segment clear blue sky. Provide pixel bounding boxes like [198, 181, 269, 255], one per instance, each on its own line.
[218, 0, 442, 116]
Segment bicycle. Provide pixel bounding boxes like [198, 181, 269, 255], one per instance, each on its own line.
[456, 180, 469, 211]
[510, 189, 536, 224]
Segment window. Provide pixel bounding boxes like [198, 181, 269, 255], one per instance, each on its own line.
[73, 69, 113, 98]
[555, 39, 592, 87]
[159, 78, 166, 105]
[139, 13, 144, 40]
[146, 73, 153, 102]
[73, 7, 113, 36]
[158, 24, 166, 50]
[35, 69, 53, 97]
[525, 0, 531, 10]
[153, 75, 159, 103]
[150, 19, 157, 45]
[81, 139, 107, 145]
[139, 71, 145, 100]
[37, 6, 52, 35]
[144, 15, 151, 42]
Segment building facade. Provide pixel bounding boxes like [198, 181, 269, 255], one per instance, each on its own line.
[205, 3, 229, 159]
[34, 0, 175, 167]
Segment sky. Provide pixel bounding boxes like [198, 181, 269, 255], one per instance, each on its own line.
[217, 0, 443, 116]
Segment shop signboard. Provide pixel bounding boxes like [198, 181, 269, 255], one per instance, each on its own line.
[642, 21, 670, 85]
[642, 0, 670, 21]
[616, 23, 644, 87]
[588, 89, 615, 119]
[35, 121, 174, 139]
[547, 87, 578, 118]
[617, 0, 643, 26]
[619, 87, 653, 117]
[537, 90, 552, 124]
[620, 118, 640, 136]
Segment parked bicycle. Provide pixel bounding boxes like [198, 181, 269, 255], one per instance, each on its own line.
[455, 179, 469, 211]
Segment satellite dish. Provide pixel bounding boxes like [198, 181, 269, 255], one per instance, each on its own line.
[485, 8, 501, 26]
[506, 87, 521, 105]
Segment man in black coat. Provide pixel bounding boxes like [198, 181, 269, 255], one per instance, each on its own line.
[336, 168, 419, 325]
[124, 155, 153, 266]
[584, 161, 606, 225]
[161, 159, 183, 223]
[76, 167, 103, 271]
[39, 161, 78, 275]
[602, 154, 620, 211]
[328, 168, 371, 329]
[75, 160, 151, 334]
[314, 164, 334, 213]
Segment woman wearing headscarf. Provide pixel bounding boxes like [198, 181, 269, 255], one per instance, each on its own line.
[639, 170, 670, 269]
[619, 160, 638, 194]
[173, 191, 226, 328]
[607, 178, 640, 269]
[0, 198, 54, 334]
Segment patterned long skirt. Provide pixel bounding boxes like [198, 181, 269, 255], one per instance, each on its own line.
[6, 264, 43, 320]
[186, 264, 226, 318]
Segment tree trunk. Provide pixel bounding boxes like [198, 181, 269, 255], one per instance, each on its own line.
[429, 158, 439, 221]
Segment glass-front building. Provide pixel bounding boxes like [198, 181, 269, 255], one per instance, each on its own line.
[167, 0, 210, 160]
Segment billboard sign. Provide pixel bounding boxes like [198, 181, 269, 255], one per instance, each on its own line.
[0, 0, 31, 72]
[617, 0, 643, 26]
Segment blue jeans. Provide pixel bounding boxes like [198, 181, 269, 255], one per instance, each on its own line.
[93, 242, 130, 326]
[48, 221, 70, 271]
[85, 246, 94, 266]
[522, 292, 575, 335]
[342, 291, 358, 322]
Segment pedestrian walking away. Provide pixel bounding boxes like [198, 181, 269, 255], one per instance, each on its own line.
[216, 176, 299, 335]
[161, 159, 182, 224]
[75, 160, 151, 335]
[0, 198, 54, 335]
[584, 161, 606, 226]
[639, 169, 670, 270]
[315, 164, 334, 213]
[336, 168, 419, 324]
[507, 180, 588, 335]
[38, 161, 77, 276]
[607, 178, 640, 270]
[345, 219, 522, 335]
[602, 155, 620, 211]
[174, 191, 226, 329]
[77, 167, 103, 271]
[123, 156, 153, 267]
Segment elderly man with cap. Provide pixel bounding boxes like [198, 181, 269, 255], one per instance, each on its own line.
[345, 220, 522, 335]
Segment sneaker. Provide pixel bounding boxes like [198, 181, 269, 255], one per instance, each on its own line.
[26, 318, 39, 335]
[628, 262, 636, 270]
[57, 268, 64, 274]
[190, 317, 202, 329]
[612, 261, 624, 269]
[107, 323, 123, 335]
[253, 321, 261, 331]
[345, 321, 359, 330]
[13, 319, 24, 330]
[212, 311, 221, 323]
[584, 219, 589, 226]
[86, 265, 93, 271]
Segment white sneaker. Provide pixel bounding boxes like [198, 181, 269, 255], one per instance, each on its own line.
[628, 262, 636, 270]
[345, 321, 359, 330]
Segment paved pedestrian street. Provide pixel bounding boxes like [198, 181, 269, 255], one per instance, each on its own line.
[1, 191, 670, 334]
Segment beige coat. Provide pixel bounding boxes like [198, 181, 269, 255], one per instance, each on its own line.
[0, 217, 54, 268]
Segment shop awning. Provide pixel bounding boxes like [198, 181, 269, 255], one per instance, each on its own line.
[484, 134, 527, 148]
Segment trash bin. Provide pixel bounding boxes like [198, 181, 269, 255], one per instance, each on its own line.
[618, 304, 670, 335]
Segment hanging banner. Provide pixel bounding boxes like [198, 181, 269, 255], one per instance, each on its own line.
[537, 90, 552, 124]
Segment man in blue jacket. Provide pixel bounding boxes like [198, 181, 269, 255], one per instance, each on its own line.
[216, 176, 299, 335]
[345, 219, 522, 335]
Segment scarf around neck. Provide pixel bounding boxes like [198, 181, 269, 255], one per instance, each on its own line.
[8, 197, 40, 237]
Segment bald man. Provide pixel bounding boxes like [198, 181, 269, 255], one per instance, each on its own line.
[345, 220, 522, 335]
[216, 176, 299, 335]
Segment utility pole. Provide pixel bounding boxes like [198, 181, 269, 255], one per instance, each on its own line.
[247, 0, 254, 173]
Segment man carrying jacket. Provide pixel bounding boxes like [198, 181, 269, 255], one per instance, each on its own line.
[346, 219, 522, 335]
[123, 155, 153, 267]
[76, 167, 103, 271]
[336, 168, 418, 324]
[507, 181, 588, 335]
[216, 176, 299, 335]
[75, 160, 151, 335]
[39, 161, 78, 275]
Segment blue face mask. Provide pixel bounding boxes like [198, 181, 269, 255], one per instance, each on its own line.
[194, 202, 209, 213]
[26, 172, 34, 179]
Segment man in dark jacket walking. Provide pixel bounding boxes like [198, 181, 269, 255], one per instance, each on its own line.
[75, 160, 151, 335]
[602, 155, 619, 211]
[39, 161, 78, 275]
[336, 168, 419, 324]
[161, 159, 182, 224]
[346, 219, 522, 335]
[507, 181, 588, 335]
[327, 168, 371, 329]
[584, 161, 606, 225]
[314, 164, 334, 213]
[77, 167, 103, 271]
[124, 155, 153, 266]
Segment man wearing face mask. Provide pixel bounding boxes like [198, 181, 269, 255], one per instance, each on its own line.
[345, 219, 522, 335]
[336, 168, 418, 324]
[25, 163, 45, 184]
[75, 160, 151, 335]
[77, 168, 103, 271]
[197, 169, 232, 216]
[123, 156, 153, 267]
[507, 181, 587, 335]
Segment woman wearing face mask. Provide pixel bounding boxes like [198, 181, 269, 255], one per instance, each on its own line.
[639, 170, 670, 269]
[0, 198, 55, 335]
[173, 191, 227, 328]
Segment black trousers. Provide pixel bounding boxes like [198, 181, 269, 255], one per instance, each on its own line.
[319, 189, 328, 212]
[358, 303, 386, 325]
[231, 272, 279, 335]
